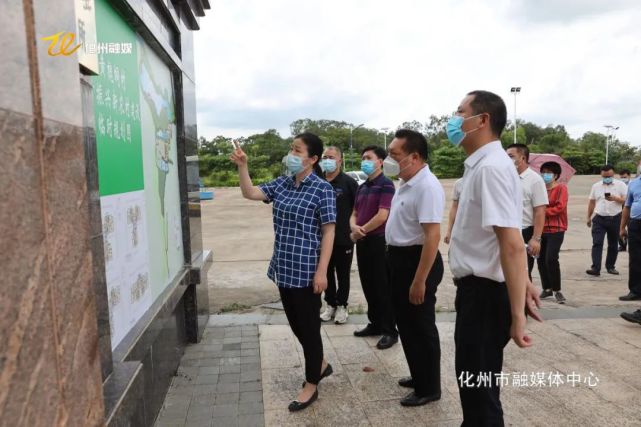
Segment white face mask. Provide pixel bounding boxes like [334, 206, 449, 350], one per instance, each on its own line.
[383, 156, 400, 176]
[383, 155, 412, 177]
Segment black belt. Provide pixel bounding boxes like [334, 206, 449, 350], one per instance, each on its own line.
[453, 275, 505, 287]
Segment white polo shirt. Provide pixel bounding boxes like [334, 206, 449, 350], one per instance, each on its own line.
[452, 178, 464, 202]
[385, 165, 445, 247]
[589, 180, 627, 217]
[519, 167, 548, 228]
[449, 141, 522, 283]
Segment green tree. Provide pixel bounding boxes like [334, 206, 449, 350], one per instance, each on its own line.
[197, 117, 638, 186]
[500, 127, 527, 148]
[430, 145, 466, 178]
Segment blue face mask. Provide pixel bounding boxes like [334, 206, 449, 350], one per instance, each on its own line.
[286, 154, 304, 175]
[603, 177, 613, 185]
[320, 159, 337, 173]
[361, 160, 376, 176]
[542, 173, 554, 184]
[446, 114, 482, 146]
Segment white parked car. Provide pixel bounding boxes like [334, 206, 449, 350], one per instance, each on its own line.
[346, 171, 368, 185]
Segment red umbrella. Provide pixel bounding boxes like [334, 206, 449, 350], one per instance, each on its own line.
[528, 153, 576, 184]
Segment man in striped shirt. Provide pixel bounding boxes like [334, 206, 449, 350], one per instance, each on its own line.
[350, 145, 398, 350]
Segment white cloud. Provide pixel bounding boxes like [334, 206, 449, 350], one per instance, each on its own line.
[194, 0, 641, 144]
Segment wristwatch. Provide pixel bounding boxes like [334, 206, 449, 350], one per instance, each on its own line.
[532, 236, 542, 242]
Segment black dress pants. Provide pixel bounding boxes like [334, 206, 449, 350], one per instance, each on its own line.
[537, 231, 565, 292]
[279, 286, 323, 384]
[454, 276, 511, 427]
[521, 226, 536, 279]
[591, 214, 621, 271]
[628, 219, 641, 295]
[325, 244, 354, 307]
[356, 235, 397, 336]
[388, 246, 444, 397]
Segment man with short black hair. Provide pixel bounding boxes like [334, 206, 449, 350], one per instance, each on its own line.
[446, 90, 542, 425]
[385, 129, 445, 407]
[506, 143, 548, 278]
[351, 145, 398, 349]
[586, 164, 627, 276]
[320, 146, 358, 324]
[619, 169, 631, 185]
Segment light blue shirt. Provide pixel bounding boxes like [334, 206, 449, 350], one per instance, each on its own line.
[624, 177, 641, 219]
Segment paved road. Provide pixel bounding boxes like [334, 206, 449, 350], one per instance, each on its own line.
[203, 174, 640, 315]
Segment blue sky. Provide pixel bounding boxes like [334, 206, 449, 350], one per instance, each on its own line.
[194, 0, 641, 144]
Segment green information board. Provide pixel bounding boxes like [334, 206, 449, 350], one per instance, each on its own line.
[94, 0, 183, 350]
[94, 0, 143, 196]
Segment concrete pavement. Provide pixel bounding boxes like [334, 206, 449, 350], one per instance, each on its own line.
[154, 174, 641, 426]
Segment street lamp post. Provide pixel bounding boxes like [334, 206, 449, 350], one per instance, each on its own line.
[604, 124, 619, 165]
[380, 127, 390, 150]
[510, 87, 521, 145]
[349, 123, 364, 170]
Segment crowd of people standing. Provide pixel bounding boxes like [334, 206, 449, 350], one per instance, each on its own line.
[230, 89, 639, 426]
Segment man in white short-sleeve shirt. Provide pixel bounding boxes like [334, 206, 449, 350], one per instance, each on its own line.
[506, 144, 549, 278]
[586, 164, 628, 276]
[447, 91, 542, 425]
[384, 129, 445, 407]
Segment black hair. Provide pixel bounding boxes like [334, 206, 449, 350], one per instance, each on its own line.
[325, 146, 343, 158]
[541, 161, 562, 180]
[394, 129, 428, 160]
[507, 143, 529, 163]
[601, 164, 614, 172]
[619, 169, 631, 176]
[361, 145, 387, 160]
[467, 90, 508, 137]
[294, 132, 323, 176]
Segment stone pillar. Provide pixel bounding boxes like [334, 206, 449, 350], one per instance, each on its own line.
[0, 0, 105, 425]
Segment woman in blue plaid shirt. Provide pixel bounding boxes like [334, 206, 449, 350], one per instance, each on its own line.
[231, 133, 337, 412]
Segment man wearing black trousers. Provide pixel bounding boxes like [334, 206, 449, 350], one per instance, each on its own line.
[586, 165, 627, 276]
[447, 91, 543, 425]
[350, 145, 398, 349]
[320, 146, 358, 324]
[506, 143, 548, 279]
[385, 129, 445, 407]
[619, 171, 641, 301]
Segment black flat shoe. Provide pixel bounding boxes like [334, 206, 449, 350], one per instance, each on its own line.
[586, 269, 600, 276]
[302, 363, 333, 387]
[376, 335, 398, 350]
[398, 377, 414, 388]
[354, 324, 381, 337]
[607, 268, 620, 275]
[288, 389, 318, 412]
[400, 391, 441, 407]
